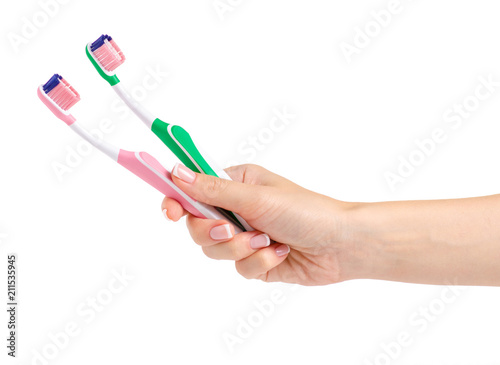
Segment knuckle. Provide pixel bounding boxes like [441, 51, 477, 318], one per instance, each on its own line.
[188, 230, 209, 247]
[227, 242, 241, 260]
[241, 164, 266, 182]
[241, 187, 276, 219]
[191, 233, 206, 246]
[234, 240, 252, 261]
[185, 219, 204, 245]
[202, 246, 218, 259]
[244, 164, 263, 173]
[257, 250, 275, 269]
[202, 176, 228, 201]
[235, 262, 254, 279]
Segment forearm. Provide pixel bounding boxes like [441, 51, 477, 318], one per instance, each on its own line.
[343, 195, 500, 286]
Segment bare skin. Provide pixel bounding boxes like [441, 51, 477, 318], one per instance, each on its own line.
[161, 164, 500, 286]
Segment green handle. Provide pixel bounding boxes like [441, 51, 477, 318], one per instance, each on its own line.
[151, 118, 244, 230]
[151, 118, 217, 176]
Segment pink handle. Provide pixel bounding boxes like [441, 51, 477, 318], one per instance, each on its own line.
[117, 150, 206, 218]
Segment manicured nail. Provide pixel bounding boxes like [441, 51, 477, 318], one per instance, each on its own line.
[275, 244, 290, 257]
[162, 209, 173, 222]
[250, 234, 270, 249]
[210, 224, 233, 241]
[172, 163, 196, 184]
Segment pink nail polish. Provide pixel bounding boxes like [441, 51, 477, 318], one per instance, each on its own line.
[172, 163, 196, 184]
[210, 224, 233, 241]
[275, 244, 290, 257]
[162, 209, 173, 222]
[250, 234, 270, 249]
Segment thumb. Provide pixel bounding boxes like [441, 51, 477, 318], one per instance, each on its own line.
[171, 163, 259, 213]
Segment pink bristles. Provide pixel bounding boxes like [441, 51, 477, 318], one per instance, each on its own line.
[48, 78, 81, 111]
[93, 39, 126, 72]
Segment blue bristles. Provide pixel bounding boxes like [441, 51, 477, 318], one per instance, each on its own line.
[42, 74, 62, 94]
[90, 34, 113, 52]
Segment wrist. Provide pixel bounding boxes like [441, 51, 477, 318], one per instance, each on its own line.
[335, 201, 412, 282]
[320, 200, 379, 282]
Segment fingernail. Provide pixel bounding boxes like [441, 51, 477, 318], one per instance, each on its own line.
[250, 234, 270, 249]
[275, 244, 290, 257]
[162, 209, 173, 222]
[210, 224, 233, 240]
[172, 163, 196, 184]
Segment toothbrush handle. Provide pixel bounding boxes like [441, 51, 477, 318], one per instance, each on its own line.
[151, 118, 254, 232]
[117, 150, 243, 233]
[151, 119, 216, 175]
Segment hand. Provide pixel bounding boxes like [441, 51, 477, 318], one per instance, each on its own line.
[161, 163, 357, 285]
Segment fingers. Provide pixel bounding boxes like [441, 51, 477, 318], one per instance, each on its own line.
[171, 163, 265, 214]
[185, 214, 272, 259]
[163, 163, 293, 281]
[161, 196, 291, 281]
[185, 215, 236, 246]
[165, 163, 298, 221]
[225, 164, 299, 189]
[187, 215, 291, 279]
[160, 196, 187, 222]
[235, 244, 290, 280]
[202, 232, 272, 261]
[224, 164, 278, 186]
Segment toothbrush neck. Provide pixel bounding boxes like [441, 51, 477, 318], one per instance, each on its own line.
[111, 83, 156, 129]
[69, 123, 120, 161]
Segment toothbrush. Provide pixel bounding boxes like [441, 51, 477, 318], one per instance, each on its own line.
[86, 34, 252, 232]
[38, 74, 244, 233]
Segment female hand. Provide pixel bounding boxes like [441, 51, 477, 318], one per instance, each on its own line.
[161, 164, 358, 285]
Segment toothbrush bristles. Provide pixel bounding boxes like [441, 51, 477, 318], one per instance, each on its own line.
[90, 34, 126, 72]
[42, 74, 80, 111]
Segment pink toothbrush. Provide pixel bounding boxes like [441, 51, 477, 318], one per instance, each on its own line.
[38, 74, 243, 233]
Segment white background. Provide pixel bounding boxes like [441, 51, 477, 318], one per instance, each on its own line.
[1, 0, 500, 364]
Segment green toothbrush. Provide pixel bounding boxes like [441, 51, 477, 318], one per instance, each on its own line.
[87, 34, 252, 231]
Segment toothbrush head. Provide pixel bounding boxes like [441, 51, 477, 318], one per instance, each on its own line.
[90, 34, 126, 72]
[86, 34, 125, 85]
[38, 74, 80, 125]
